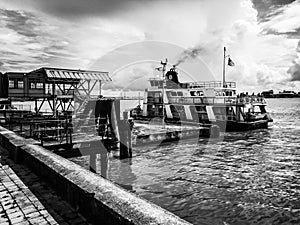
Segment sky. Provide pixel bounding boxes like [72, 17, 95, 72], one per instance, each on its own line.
[0, 0, 300, 93]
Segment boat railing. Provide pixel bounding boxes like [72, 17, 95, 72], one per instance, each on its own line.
[167, 96, 266, 105]
[188, 81, 236, 89]
[167, 96, 238, 105]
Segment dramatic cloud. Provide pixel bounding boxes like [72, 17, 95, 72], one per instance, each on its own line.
[0, 8, 72, 71]
[288, 40, 300, 81]
[0, 6, 144, 71]
[260, 0, 300, 35]
[252, 0, 297, 21]
[0, 0, 299, 92]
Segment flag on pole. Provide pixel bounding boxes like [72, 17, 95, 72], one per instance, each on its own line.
[228, 57, 235, 66]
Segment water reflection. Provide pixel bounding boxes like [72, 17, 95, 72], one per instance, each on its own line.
[99, 151, 109, 178]
[71, 99, 300, 225]
[110, 158, 136, 191]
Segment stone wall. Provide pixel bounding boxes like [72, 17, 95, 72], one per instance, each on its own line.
[0, 126, 191, 225]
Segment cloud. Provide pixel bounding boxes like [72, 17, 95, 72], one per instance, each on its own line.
[0, 8, 72, 71]
[252, 0, 297, 21]
[260, 0, 300, 34]
[0, 0, 299, 92]
[288, 40, 300, 81]
[104, 64, 153, 91]
[86, 0, 300, 92]
[0, 0, 162, 20]
[0, 6, 143, 71]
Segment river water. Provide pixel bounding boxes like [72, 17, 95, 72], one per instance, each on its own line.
[70, 98, 300, 225]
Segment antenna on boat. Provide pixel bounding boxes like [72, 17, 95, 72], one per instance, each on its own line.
[161, 58, 168, 128]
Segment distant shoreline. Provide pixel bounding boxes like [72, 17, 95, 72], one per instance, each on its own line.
[264, 96, 300, 98]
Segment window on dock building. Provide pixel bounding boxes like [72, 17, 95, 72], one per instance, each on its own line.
[9, 80, 15, 88]
[29, 78, 44, 89]
[17, 80, 23, 89]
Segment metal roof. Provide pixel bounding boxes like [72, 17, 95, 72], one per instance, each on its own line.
[43, 68, 112, 82]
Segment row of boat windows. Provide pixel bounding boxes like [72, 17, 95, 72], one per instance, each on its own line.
[150, 80, 163, 87]
[147, 91, 185, 97]
[146, 105, 237, 121]
[215, 90, 236, 96]
[148, 90, 236, 98]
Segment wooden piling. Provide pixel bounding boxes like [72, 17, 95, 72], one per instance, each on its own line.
[119, 112, 132, 159]
[89, 153, 97, 173]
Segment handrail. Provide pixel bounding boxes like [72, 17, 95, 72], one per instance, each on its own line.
[166, 95, 266, 105]
[187, 81, 236, 89]
[148, 78, 236, 89]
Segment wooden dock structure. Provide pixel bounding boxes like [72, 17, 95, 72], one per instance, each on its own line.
[0, 67, 220, 175]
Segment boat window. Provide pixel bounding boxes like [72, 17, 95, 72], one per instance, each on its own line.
[148, 92, 154, 97]
[190, 91, 195, 96]
[177, 92, 183, 96]
[171, 92, 177, 96]
[196, 91, 204, 96]
[154, 92, 161, 98]
[196, 106, 206, 112]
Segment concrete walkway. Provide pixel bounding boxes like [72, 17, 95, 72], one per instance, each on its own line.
[0, 150, 90, 225]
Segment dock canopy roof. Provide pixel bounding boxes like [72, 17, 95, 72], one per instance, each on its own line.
[29, 67, 112, 82]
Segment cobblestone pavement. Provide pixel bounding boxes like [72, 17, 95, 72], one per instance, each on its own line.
[0, 148, 90, 225]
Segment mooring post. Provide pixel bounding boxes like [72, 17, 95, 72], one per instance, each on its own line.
[119, 111, 132, 159]
[89, 153, 97, 173]
[100, 151, 108, 178]
[127, 120, 132, 158]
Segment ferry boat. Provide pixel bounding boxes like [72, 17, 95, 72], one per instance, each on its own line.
[131, 54, 273, 132]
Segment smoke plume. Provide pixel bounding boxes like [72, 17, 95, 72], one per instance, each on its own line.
[174, 47, 204, 66]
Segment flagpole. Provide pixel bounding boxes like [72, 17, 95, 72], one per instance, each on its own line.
[223, 46, 226, 88]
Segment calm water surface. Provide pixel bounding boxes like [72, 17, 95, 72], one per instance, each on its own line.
[70, 98, 300, 225]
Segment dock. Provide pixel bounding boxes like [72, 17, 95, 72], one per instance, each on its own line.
[0, 67, 219, 224]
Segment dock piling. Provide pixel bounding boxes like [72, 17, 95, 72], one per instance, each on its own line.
[119, 112, 132, 159]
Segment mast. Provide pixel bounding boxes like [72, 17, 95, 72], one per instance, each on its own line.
[223, 46, 226, 88]
[138, 92, 141, 106]
[161, 58, 167, 128]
